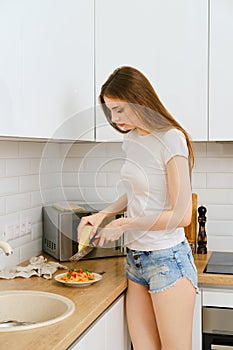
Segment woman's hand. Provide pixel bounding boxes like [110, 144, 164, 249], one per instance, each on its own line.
[95, 217, 131, 246]
[77, 212, 106, 243]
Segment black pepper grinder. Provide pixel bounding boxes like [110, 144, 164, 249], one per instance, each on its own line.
[197, 205, 207, 254]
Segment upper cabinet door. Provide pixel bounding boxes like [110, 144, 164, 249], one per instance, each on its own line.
[0, 0, 94, 141]
[95, 0, 208, 142]
[209, 0, 233, 141]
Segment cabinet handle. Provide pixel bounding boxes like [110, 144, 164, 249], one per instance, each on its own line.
[211, 345, 233, 350]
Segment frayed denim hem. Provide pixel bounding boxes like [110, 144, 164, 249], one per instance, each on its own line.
[148, 276, 198, 294]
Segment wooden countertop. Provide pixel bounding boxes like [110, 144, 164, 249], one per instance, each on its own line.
[194, 251, 233, 286]
[0, 256, 127, 350]
[0, 251, 232, 350]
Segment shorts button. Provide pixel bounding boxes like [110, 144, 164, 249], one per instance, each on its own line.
[134, 255, 139, 260]
[135, 263, 141, 268]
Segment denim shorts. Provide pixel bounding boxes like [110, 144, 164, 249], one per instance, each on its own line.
[126, 239, 198, 293]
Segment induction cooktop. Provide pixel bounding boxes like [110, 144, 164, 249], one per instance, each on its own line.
[204, 251, 233, 275]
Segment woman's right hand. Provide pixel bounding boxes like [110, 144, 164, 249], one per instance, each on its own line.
[77, 211, 107, 243]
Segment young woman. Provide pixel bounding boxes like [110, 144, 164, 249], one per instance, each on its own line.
[78, 66, 198, 350]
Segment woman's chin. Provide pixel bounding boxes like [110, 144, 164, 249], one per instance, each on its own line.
[118, 124, 134, 131]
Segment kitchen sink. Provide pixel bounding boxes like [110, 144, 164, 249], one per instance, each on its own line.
[0, 290, 75, 332]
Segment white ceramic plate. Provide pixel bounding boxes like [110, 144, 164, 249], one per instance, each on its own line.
[54, 272, 102, 287]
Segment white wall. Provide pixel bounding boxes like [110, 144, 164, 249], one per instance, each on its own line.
[0, 140, 62, 268]
[192, 142, 233, 251]
[0, 140, 232, 269]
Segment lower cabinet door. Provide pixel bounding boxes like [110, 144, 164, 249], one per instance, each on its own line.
[69, 294, 131, 350]
[105, 294, 130, 350]
[75, 315, 106, 349]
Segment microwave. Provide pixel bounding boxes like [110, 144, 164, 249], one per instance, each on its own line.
[42, 202, 126, 261]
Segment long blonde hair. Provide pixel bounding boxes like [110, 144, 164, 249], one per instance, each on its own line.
[99, 66, 194, 169]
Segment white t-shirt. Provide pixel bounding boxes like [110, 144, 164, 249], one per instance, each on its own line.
[121, 128, 189, 250]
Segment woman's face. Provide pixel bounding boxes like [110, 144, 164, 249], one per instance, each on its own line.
[104, 96, 149, 135]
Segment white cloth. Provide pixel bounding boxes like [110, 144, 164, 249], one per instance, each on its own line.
[121, 128, 188, 250]
[0, 255, 67, 280]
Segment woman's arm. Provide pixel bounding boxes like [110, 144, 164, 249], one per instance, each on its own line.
[96, 156, 192, 246]
[125, 155, 192, 231]
[99, 193, 128, 218]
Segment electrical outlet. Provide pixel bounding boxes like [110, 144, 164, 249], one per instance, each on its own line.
[15, 224, 20, 238]
[26, 220, 32, 234]
[5, 224, 15, 240]
[19, 218, 32, 235]
[4, 218, 32, 240]
[20, 222, 27, 236]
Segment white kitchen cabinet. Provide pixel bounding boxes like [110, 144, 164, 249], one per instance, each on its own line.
[70, 312, 106, 350]
[69, 294, 131, 350]
[209, 0, 233, 140]
[95, 0, 208, 142]
[105, 293, 130, 350]
[202, 288, 233, 308]
[0, 0, 94, 141]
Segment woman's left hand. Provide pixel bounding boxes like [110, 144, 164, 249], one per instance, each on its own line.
[95, 217, 130, 246]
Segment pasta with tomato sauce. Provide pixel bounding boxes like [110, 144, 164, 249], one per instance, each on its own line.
[59, 268, 95, 283]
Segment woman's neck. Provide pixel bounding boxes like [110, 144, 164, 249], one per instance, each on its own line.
[136, 127, 150, 136]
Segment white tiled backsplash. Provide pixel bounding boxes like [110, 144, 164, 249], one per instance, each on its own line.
[0, 140, 232, 269]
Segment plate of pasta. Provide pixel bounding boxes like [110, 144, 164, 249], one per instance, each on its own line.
[54, 268, 102, 287]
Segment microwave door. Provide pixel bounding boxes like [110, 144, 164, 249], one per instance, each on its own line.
[71, 212, 93, 250]
[59, 212, 73, 261]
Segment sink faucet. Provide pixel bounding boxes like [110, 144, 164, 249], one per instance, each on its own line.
[0, 241, 13, 255]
